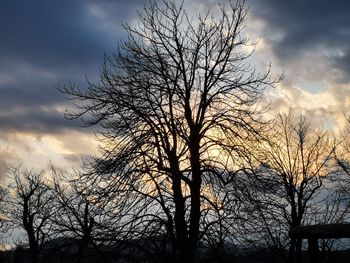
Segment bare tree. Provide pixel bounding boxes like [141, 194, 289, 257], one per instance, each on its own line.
[50, 169, 114, 263]
[60, 0, 277, 261]
[233, 168, 289, 257]
[0, 185, 7, 231]
[246, 112, 337, 263]
[334, 119, 350, 191]
[3, 167, 56, 263]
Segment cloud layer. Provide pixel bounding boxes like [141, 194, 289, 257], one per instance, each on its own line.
[247, 0, 350, 129]
[0, 0, 349, 177]
[250, 0, 350, 82]
[0, 0, 146, 176]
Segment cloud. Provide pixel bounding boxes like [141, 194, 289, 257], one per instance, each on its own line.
[0, 107, 85, 134]
[0, 130, 98, 174]
[0, 2, 101, 68]
[0, 0, 146, 69]
[0, 147, 18, 181]
[265, 81, 350, 131]
[0, 0, 149, 139]
[249, 0, 350, 83]
[1, 0, 349, 171]
[245, 0, 350, 129]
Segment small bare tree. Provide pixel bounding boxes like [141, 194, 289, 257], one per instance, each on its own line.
[3, 167, 56, 263]
[0, 186, 7, 231]
[245, 112, 337, 263]
[334, 119, 350, 190]
[51, 169, 113, 263]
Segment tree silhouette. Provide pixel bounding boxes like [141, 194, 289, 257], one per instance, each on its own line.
[50, 169, 112, 263]
[3, 167, 56, 263]
[335, 120, 350, 188]
[0, 186, 7, 231]
[245, 112, 337, 263]
[60, 0, 277, 261]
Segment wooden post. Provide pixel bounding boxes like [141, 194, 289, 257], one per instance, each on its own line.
[308, 238, 319, 263]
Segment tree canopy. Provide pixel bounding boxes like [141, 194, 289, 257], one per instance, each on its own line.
[60, 0, 277, 261]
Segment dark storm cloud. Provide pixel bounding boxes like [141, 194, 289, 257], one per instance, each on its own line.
[1, 2, 100, 68]
[0, 69, 61, 110]
[0, 108, 85, 134]
[0, 0, 145, 68]
[249, 0, 350, 80]
[0, 0, 146, 134]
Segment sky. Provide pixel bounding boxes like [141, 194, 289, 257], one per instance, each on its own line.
[0, 0, 349, 179]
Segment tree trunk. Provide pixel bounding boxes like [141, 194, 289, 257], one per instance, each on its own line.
[30, 248, 39, 263]
[26, 222, 39, 263]
[76, 238, 88, 263]
[295, 237, 302, 262]
[170, 154, 189, 262]
[287, 237, 296, 263]
[188, 136, 202, 262]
